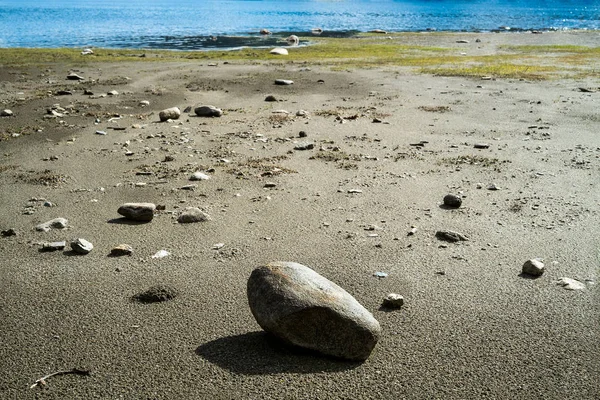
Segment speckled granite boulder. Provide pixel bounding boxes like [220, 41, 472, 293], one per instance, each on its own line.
[247, 261, 381, 361]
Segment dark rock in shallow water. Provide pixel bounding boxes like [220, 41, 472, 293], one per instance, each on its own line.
[247, 261, 381, 361]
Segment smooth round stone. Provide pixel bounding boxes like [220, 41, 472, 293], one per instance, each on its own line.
[71, 238, 93, 254]
[443, 194, 462, 208]
[159, 107, 181, 122]
[265, 95, 277, 102]
[522, 259, 544, 277]
[177, 207, 211, 223]
[117, 203, 156, 221]
[194, 105, 223, 117]
[247, 261, 381, 361]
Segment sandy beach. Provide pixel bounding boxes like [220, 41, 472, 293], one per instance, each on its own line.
[0, 32, 599, 399]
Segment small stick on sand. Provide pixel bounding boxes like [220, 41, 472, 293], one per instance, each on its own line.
[29, 368, 91, 389]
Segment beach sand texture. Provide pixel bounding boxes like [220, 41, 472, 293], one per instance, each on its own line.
[0, 32, 599, 399]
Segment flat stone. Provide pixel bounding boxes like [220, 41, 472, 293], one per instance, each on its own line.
[556, 277, 586, 291]
[382, 293, 404, 309]
[159, 107, 181, 122]
[139, 100, 150, 106]
[67, 73, 85, 81]
[522, 259, 544, 277]
[275, 79, 294, 85]
[443, 194, 462, 208]
[270, 48, 288, 55]
[180, 184, 197, 191]
[117, 203, 156, 221]
[189, 171, 211, 181]
[177, 207, 211, 223]
[107, 90, 119, 96]
[474, 143, 490, 149]
[71, 238, 93, 254]
[110, 244, 133, 256]
[247, 261, 381, 361]
[1, 109, 14, 117]
[133, 285, 178, 303]
[294, 142, 314, 151]
[36, 217, 69, 232]
[265, 95, 278, 102]
[1, 228, 17, 237]
[194, 105, 223, 117]
[435, 230, 469, 242]
[41, 241, 66, 251]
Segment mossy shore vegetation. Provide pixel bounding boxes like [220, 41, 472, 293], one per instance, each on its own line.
[0, 32, 598, 80]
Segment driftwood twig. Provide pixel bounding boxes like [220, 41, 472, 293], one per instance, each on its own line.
[29, 368, 91, 389]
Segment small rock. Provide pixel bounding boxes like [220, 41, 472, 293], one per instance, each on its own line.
[294, 142, 314, 151]
[67, 73, 85, 81]
[71, 238, 93, 254]
[163, 155, 175, 162]
[299, 131, 308, 138]
[159, 107, 181, 122]
[265, 95, 278, 102]
[1, 229, 17, 237]
[270, 48, 288, 55]
[522, 259, 544, 277]
[456, 39, 470, 43]
[180, 184, 197, 191]
[117, 203, 156, 222]
[194, 105, 223, 117]
[110, 244, 133, 256]
[95, 130, 107, 135]
[212, 243, 225, 250]
[264, 182, 277, 188]
[556, 277, 586, 291]
[435, 230, 469, 242]
[443, 194, 462, 208]
[189, 171, 211, 181]
[56, 90, 72, 95]
[382, 293, 404, 309]
[260, 29, 272, 35]
[407, 227, 418, 236]
[296, 110, 309, 117]
[487, 184, 500, 191]
[275, 79, 294, 85]
[373, 271, 388, 278]
[0, 109, 13, 117]
[36, 218, 69, 232]
[139, 100, 150, 107]
[178, 207, 211, 223]
[133, 285, 177, 303]
[247, 261, 381, 361]
[152, 249, 170, 259]
[81, 48, 94, 55]
[348, 189, 363, 194]
[107, 90, 119, 96]
[474, 143, 490, 149]
[41, 241, 66, 251]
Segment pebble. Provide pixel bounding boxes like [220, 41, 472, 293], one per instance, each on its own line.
[373, 271, 388, 278]
[382, 293, 404, 309]
[264, 182, 277, 188]
[95, 130, 107, 135]
[556, 277, 586, 291]
[117, 203, 156, 222]
[1, 228, 17, 237]
[522, 259, 544, 277]
[474, 143, 490, 149]
[247, 261, 381, 361]
[41, 241, 66, 251]
[71, 238, 93, 254]
[1, 109, 14, 117]
[189, 171, 211, 181]
[139, 100, 150, 106]
[275, 79, 294, 85]
[299, 131, 308, 138]
[177, 207, 211, 223]
[212, 243, 225, 250]
[159, 107, 181, 122]
[435, 230, 469, 242]
[348, 189, 363, 194]
[194, 105, 223, 117]
[265, 95, 277, 102]
[296, 110, 309, 117]
[133, 285, 178, 303]
[151, 250, 170, 259]
[487, 184, 500, 190]
[110, 244, 133, 256]
[269, 48, 288, 55]
[67, 73, 85, 80]
[294, 142, 314, 151]
[443, 194, 462, 208]
[180, 184, 197, 191]
[36, 217, 69, 232]
[107, 90, 119, 96]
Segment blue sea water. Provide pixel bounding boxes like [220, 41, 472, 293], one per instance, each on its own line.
[0, 0, 598, 49]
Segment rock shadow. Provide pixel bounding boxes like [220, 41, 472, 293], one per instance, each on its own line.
[518, 272, 542, 280]
[107, 217, 151, 225]
[195, 331, 361, 375]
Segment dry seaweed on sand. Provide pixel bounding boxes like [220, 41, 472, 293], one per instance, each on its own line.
[30, 368, 91, 389]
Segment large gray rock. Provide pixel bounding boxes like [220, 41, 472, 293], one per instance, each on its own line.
[194, 105, 223, 117]
[117, 203, 156, 221]
[159, 107, 181, 122]
[247, 261, 381, 361]
[71, 238, 93, 254]
[522, 259, 544, 277]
